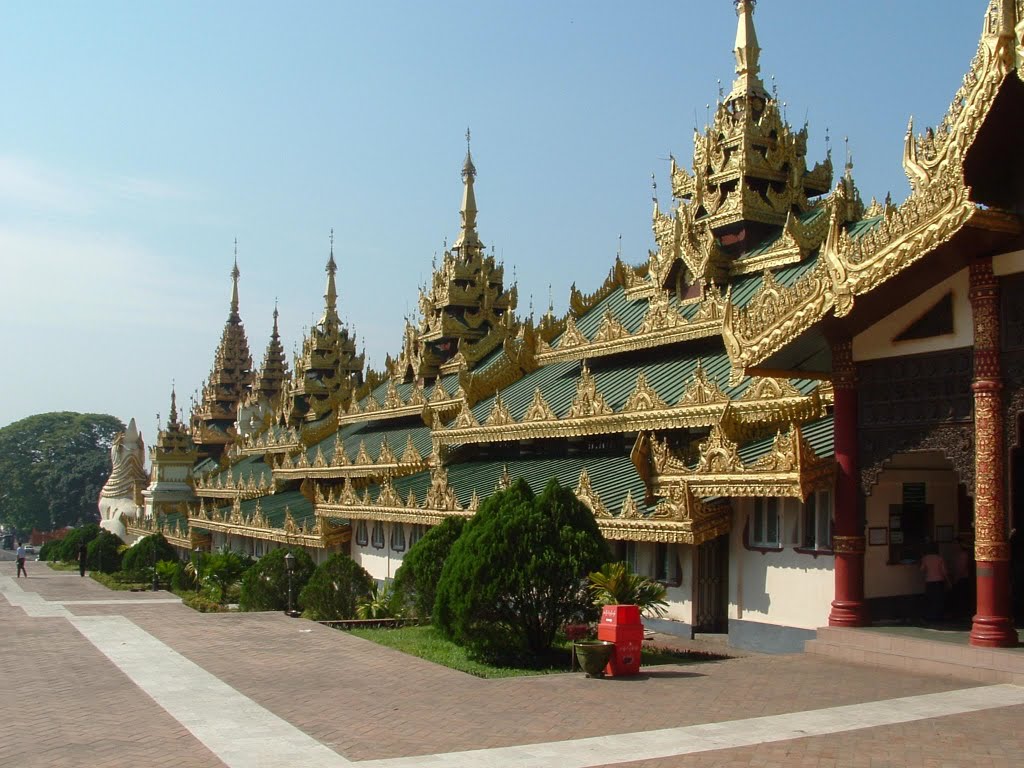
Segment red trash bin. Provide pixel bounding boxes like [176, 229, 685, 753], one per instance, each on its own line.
[597, 604, 643, 676]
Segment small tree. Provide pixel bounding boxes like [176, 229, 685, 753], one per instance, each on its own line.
[392, 516, 466, 618]
[434, 478, 612, 660]
[239, 547, 315, 611]
[86, 530, 124, 574]
[299, 553, 374, 620]
[122, 533, 178, 576]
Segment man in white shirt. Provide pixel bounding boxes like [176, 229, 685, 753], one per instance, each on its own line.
[15, 543, 27, 578]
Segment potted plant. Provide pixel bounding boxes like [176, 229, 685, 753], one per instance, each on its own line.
[584, 562, 669, 676]
[587, 561, 669, 616]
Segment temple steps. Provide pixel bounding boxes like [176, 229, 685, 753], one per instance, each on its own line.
[805, 626, 1024, 685]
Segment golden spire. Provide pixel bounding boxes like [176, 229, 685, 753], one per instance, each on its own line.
[322, 229, 340, 327]
[454, 127, 483, 254]
[169, 384, 178, 427]
[230, 238, 241, 321]
[730, 0, 767, 102]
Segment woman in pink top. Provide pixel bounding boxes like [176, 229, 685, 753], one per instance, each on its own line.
[920, 543, 950, 622]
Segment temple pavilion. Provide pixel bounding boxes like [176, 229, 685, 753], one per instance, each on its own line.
[120, 0, 1024, 651]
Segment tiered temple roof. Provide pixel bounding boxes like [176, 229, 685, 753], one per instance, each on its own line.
[280, 237, 365, 427]
[191, 253, 253, 459]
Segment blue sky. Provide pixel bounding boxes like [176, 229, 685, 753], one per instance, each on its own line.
[0, 1, 985, 435]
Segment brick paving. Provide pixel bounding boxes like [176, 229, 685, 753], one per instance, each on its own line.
[1, 567, 1021, 767]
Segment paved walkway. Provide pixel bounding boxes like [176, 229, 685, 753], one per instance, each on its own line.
[2, 568, 1022, 767]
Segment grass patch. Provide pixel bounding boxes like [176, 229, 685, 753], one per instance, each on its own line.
[345, 624, 726, 678]
[89, 571, 150, 591]
[45, 561, 79, 572]
[347, 625, 570, 678]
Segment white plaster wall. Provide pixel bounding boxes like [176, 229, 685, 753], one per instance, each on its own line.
[993, 248, 1024, 276]
[852, 268, 971, 362]
[864, 462, 961, 599]
[617, 540, 693, 624]
[728, 499, 834, 630]
[351, 521, 407, 582]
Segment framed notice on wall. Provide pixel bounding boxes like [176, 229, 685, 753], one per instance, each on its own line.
[868, 527, 888, 546]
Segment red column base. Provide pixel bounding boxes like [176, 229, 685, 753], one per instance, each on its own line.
[828, 599, 869, 627]
[969, 615, 1018, 647]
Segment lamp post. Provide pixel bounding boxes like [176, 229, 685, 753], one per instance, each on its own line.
[284, 550, 296, 617]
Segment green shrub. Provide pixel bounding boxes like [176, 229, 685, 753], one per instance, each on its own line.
[199, 549, 250, 603]
[434, 478, 611, 660]
[239, 547, 315, 611]
[122, 533, 178, 574]
[155, 560, 180, 589]
[57, 524, 101, 561]
[38, 540, 60, 561]
[298, 553, 374, 620]
[393, 516, 466, 618]
[86, 530, 124, 574]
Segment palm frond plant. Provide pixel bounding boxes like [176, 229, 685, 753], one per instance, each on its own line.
[588, 561, 669, 618]
[356, 581, 404, 620]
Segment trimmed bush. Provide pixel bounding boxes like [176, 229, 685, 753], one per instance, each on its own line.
[56, 524, 100, 561]
[434, 478, 612, 660]
[122, 533, 178, 574]
[239, 547, 315, 611]
[393, 516, 465, 619]
[299, 553, 374, 620]
[86, 530, 124, 574]
[38, 540, 60, 561]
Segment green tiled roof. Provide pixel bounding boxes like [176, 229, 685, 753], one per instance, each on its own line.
[553, 287, 701, 348]
[205, 453, 274, 486]
[374, 453, 653, 515]
[471, 350, 820, 425]
[337, 421, 434, 463]
[730, 252, 820, 309]
[238, 490, 315, 526]
[159, 511, 190, 534]
[360, 370, 459, 410]
[736, 415, 834, 464]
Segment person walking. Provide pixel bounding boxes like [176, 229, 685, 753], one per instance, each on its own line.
[920, 543, 950, 622]
[78, 541, 88, 577]
[15, 543, 28, 578]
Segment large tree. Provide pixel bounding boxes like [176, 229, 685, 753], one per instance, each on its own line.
[433, 478, 612, 660]
[0, 412, 125, 532]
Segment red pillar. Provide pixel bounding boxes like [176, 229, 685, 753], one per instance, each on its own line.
[968, 260, 1017, 647]
[829, 339, 869, 626]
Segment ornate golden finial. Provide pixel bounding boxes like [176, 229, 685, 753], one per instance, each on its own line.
[462, 126, 475, 180]
[230, 241, 241, 320]
[322, 230, 339, 326]
[454, 128, 482, 253]
[169, 382, 178, 427]
[730, 0, 766, 101]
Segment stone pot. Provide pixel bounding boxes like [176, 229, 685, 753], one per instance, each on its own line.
[574, 640, 615, 677]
